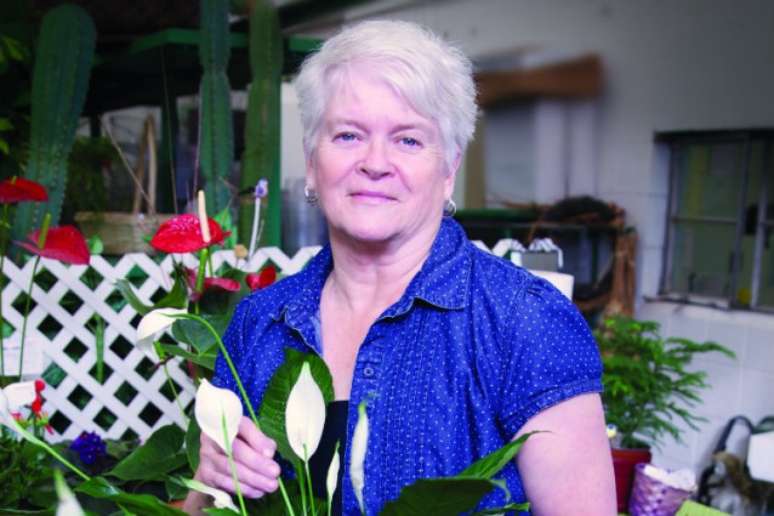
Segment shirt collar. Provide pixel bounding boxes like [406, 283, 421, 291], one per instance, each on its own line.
[272, 218, 472, 326]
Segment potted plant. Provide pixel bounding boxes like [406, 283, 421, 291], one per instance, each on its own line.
[594, 316, 735, 511]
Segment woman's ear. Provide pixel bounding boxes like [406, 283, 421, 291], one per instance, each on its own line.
[443, 150, 462, 200]
[305, 151, 316, 189]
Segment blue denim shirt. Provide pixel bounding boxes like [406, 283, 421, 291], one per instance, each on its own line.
[214, 218, 603, 515]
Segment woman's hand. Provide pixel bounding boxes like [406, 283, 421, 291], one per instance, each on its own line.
[185, 416, 281, 513]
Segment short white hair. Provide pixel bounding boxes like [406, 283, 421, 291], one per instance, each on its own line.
[293, 20, 477, 171]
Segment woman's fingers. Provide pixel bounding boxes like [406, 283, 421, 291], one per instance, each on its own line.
[197, 417, 281, 498]
[237, 417, 277, 458]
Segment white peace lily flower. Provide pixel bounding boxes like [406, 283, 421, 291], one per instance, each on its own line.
[136, 308, 187, 361]
[195, 378, 242, 454]
[0, 381, 36, 426]
[350, 401, 369, 514]
[179, 477, 239, 512]
[55, 470, 85, 516]
[326, 442, 341, 508]
[285, 362, 326, 460]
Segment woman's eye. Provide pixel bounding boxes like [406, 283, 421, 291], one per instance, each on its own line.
[335, 132, 357, 142]
[399, 137, 421, 147]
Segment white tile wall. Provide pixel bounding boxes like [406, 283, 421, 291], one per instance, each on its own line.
[638, 301, 774, 473]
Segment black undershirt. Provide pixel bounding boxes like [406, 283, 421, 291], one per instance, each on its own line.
[308, 400, 349, 515]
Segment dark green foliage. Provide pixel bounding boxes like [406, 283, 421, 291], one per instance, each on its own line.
[11, 4, 95, 247]
[62, 137, 117, 222]
[0, 436, 57, 511]
[595, 316, 735, 449]
[239, 0, 282, 247]
[198, 0, 234, 216]
[381, 433, 535, 515]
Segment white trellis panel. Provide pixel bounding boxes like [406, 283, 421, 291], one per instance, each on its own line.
[1, 242, 512, 443]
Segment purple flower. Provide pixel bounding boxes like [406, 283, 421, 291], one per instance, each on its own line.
[70, 431, 106, 465]
[255, 178, 269, 199]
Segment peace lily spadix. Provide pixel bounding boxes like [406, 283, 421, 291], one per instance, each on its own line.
[350, 401, 369, 515]
[136, 308, 187, 361]
[195, 378, 242, 454]
[285, 362, 326, 461]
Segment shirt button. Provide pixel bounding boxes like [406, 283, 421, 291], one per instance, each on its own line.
[363, 366, 375, 378]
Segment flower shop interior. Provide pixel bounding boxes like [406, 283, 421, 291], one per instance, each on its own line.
[0, 0, 772, 514]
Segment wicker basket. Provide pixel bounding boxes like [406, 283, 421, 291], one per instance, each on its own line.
[74, 211, 173, 255]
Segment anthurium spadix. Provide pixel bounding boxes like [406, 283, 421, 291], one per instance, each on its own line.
[350, 401, 369, 514]
[136, 308, 187, 361]
[285, 362, 326, 461]
[195, 378, 242, 453]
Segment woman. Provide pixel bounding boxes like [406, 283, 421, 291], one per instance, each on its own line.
[185, 20, 615, 515]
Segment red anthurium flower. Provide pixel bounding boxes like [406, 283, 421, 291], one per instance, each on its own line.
[16, 225, 90, 265]
[184, 267, 240, 301]
[0, 177, 48, 203]
[30, 379, 45, 416]
[246, 266, 277, 291]
[150, 213, 230, 254]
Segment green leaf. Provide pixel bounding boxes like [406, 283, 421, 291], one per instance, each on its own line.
[154, 273, 188, 311]
[459, 432, 537, 479]
[472, 502, 531, 515]
[114, 279, 153, 316]
[160, 343, 217, 370]
[0, 117, 12, 130]
[107, 424, 185, 481]
[87, 235, 103, 255]
[203, 509, 241, 516]
[259, 348, 334, 463]
[0, 139, 9, 155]
[213, 207, 237, 248]
[171, 315, 229, 353]
[380, 477, 503, 516]
[185, 416, 202, 472]
[76, 477, 186, 516]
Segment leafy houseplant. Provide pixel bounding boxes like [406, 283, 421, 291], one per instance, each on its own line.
[595, 315, 735, 510]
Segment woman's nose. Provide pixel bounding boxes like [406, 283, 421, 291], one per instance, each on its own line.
[358, 139, 392, 178]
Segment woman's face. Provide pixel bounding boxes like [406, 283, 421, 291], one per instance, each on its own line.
[307, 69, 457, 247]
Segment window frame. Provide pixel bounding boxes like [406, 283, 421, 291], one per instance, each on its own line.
[658, 129, 774, 313]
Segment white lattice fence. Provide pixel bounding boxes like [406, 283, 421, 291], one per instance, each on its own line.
[1, 241, 517, 443]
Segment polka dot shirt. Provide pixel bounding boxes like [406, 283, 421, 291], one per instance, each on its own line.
[213, 218, 603, 515]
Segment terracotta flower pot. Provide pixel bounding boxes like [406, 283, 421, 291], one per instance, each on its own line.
[612, 447, 652, 512]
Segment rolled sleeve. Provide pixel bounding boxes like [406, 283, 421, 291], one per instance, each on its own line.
[498, 275, 603, 437]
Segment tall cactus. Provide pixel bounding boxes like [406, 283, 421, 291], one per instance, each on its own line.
[198, 0, 234, 216]
[238, 0, 282, 247]
[11, 4, 96, 248]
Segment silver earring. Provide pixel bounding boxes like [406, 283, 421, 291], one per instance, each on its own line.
[443, 198, 457, 217]
[304, 184, 318, 205]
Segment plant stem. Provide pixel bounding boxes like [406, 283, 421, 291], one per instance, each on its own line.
[18, 255, 40, 381]
[163, 360, 188, 424]
[223, 414, 248, 516]
[303, 447, 316, 516]
[295, 461, 308, 516]
[0, 203, 8, 384]
[12, 420, 90, 481]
